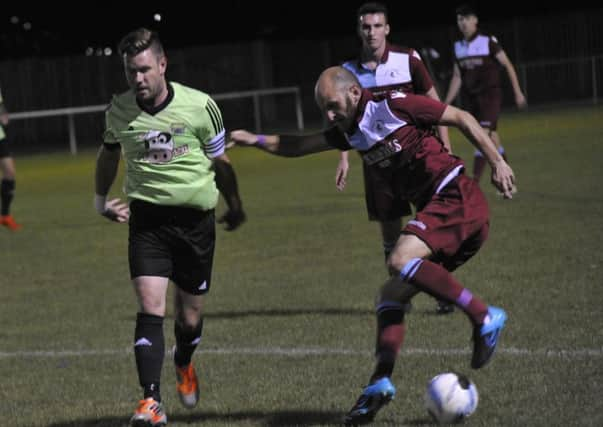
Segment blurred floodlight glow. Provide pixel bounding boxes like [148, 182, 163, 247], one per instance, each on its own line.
[153, 13, 162, 22]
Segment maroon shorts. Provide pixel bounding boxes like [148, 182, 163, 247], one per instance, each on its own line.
[403, 174, 489, 271]
[362, 160, 413, 222]
[465, 87, 502, 131]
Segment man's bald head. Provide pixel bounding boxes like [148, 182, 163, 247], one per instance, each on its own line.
[314, 66, 361, 104]
[314, 66, 363, 132]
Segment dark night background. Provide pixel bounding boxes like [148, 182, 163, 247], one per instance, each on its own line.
[1, 1, 598, 59]
[0, 1, 601, 153]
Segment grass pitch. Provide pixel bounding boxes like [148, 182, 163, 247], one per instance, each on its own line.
[1, 105, 602, 426]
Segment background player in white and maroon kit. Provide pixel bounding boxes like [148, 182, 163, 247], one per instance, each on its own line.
[445, 3, 527, 182]
[339, 2, 454, 314]
[229, 66, 514, 424]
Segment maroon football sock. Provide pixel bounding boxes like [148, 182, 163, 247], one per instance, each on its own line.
[410, 259, 488, 325]
[371, 303, 406, 382]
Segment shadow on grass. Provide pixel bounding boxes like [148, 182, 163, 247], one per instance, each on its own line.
[205, 306, 458, 319]
[119, 306, 460, 322]
[48, 408, 344, 426]
[120, 307, 373, 322]
[205, 307, 373, 319]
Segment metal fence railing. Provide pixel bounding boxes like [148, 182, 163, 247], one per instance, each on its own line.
[7, 86, 304, 155]
[517, 55, 603, 106]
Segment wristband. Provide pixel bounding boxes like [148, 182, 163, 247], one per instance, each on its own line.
[256, 134, 267, 147]
[94, 194, 107, 214]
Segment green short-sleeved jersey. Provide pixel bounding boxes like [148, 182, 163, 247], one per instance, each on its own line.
[0, 88, 6, 140]
[103, 82, 225, 210]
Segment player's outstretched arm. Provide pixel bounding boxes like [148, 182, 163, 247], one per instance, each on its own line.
[229, 129, 334, 157]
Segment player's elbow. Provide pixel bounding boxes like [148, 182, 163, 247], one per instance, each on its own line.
[454, 110, 477, 133]
[441, 105, 470, 128]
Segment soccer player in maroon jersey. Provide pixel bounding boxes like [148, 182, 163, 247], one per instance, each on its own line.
[340, 2, 454, 314]
[230, 66, 514, 425]
[444, 3, 527, 182]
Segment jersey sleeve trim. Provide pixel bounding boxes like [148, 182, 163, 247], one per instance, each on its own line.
[204, 128, 226, 158]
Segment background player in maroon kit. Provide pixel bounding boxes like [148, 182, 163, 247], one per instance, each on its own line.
[230, 66, 515, 424]
[339, 2, 454, 314]
[444, 3, 527, 182]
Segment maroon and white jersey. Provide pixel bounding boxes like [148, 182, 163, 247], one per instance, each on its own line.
[342, 43, 434, 96]
[453, 33, 502, 95]
[325, 90, 463, 209]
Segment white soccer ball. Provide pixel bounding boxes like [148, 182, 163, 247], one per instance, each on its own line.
[424, 372, 479, 424]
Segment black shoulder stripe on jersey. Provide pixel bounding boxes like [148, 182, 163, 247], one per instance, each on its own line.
[206, 99, 224, 135]
[208, 98, 224, 129]
[206, 105, 219, 135]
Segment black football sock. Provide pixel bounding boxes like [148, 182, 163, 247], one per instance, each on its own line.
[174, 318, 204, 367]
[134, 312, 164, 401]
[1, 179, 15, 216]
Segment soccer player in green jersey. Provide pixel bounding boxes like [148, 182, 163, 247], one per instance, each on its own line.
[93, 28, 245, 427]
[0, 86, 21, 230]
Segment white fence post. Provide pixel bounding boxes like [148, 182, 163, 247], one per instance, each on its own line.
[253, 94, 261, 133]
[67, 114, 77, 155]
[294, 87, 304, 131]
[592, 56, 598, 105]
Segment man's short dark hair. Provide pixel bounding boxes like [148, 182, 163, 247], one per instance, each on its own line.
[456, 3, 477, 17]
[118, 28, 164, 57]
[357, 2, 389, 21]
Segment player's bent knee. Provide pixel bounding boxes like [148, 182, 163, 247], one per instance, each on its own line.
[388, 253, 423, 278]
[387, 251, 406, 273]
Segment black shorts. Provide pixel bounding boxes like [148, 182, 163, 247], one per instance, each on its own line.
[0, 136, 11, 158]
[128, 199, 216, 295]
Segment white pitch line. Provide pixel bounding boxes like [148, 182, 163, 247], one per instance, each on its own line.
[0, 346, 601, 359]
